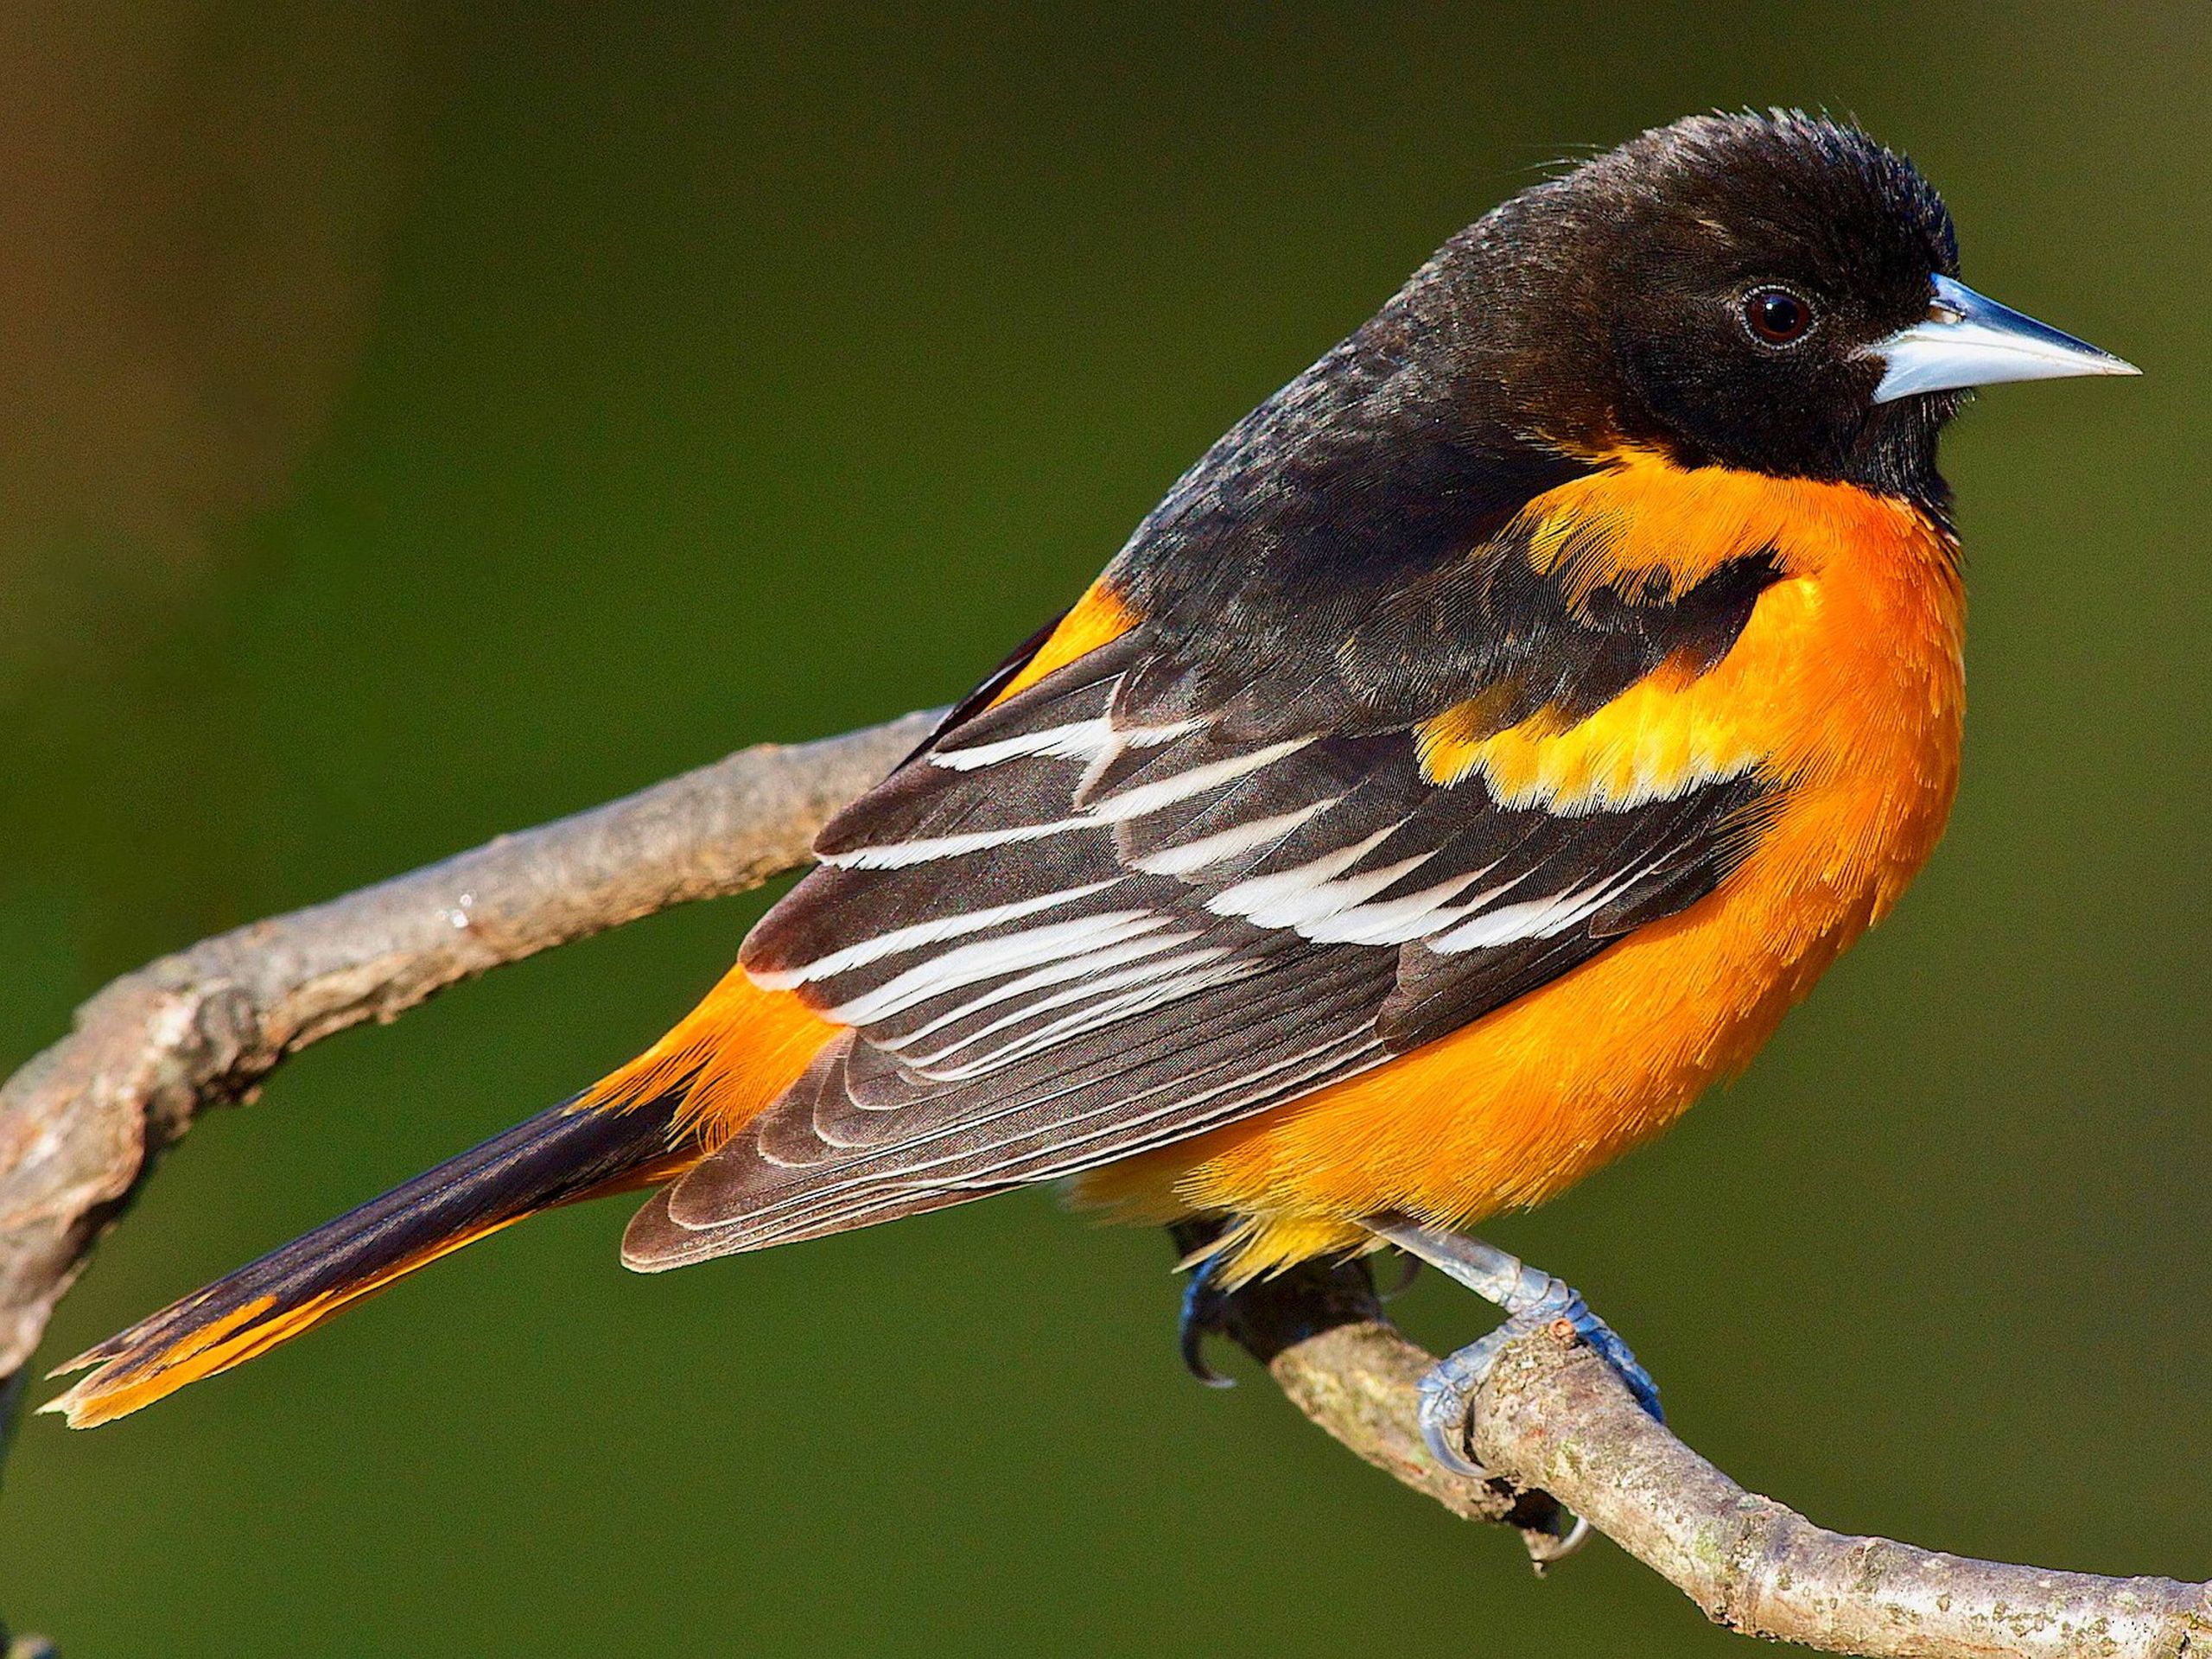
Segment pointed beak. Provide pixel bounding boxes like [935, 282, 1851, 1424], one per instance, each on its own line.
[1865, 274, 2139, 404]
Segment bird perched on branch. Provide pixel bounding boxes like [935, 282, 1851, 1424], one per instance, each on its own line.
[50, 111, 2135, 1461]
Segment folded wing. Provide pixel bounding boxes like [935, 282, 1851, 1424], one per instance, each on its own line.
[626, 615, 1783, 1266]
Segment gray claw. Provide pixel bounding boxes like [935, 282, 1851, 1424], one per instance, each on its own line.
[1526, 1513, 1592, 1567]
[1376, 1223, 1659, 1493]
[1416, 1379, 1487, 1477]
[1415, 1332, 1510, 1477]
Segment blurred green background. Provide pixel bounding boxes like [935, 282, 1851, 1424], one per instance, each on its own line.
[2, 3, 2203, 1654]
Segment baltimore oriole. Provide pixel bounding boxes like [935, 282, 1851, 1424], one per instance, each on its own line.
[48, 111, 2136, 1463]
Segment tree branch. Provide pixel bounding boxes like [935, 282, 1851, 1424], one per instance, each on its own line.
[3, 709, 2204, 1658]
[0, 711, 938, 1376]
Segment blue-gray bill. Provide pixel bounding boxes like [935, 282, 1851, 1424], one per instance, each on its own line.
[1866, 273, 2139, 403]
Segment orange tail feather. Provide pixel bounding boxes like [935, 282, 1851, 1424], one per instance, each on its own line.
[46, 1094, 694, 1427]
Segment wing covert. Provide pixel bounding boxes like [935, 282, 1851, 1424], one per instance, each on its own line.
[626, 613, 1785, 1266]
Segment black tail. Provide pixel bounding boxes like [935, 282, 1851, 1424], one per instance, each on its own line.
[46, 1094, 689, 1427]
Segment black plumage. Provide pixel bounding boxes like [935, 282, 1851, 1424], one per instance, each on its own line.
[628, 110, 1965, 1263]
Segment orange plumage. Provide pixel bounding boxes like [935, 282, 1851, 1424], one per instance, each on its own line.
[51, 110, 2133, 1434]
[574, 582, 1148, 1136]
[577, 450, 1964, 1283]
[1078, 455, 1964, 1273]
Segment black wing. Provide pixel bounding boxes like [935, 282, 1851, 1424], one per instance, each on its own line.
[626, 623, 1780, 1267]
[626, 291, 1799, 1266]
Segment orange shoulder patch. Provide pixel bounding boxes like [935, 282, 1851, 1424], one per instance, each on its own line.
[989, 580, 1140, 706]
[1415, 450, 1950, 809]
[578, 967, 840, 1150]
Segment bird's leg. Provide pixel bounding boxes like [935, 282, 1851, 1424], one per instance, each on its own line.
[1370, 1220, 1661, 1478]
[1167, 1220, 1591, 1563]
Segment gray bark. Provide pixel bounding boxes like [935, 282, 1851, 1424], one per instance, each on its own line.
[3, 708, 2202, 1658]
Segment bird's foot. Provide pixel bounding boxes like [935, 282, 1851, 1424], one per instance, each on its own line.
[1414, 1292, 1659, 1477]
[1167, 1217, 1387, 1385]
[1176, 1244, 1241, 1388]
[1371, 1221, 1660, 1480]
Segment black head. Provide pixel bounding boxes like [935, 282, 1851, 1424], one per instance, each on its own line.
[1109, 111, 2130, 685]
[1414, 112, 1965, 499]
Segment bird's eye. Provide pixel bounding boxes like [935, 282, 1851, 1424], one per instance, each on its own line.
[1742, 286, 1815, 346]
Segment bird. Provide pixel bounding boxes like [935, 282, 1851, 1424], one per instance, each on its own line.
[48, 110, 2137, 1459]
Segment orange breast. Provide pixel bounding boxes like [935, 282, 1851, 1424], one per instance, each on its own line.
[1080, 461, 1967, 1276]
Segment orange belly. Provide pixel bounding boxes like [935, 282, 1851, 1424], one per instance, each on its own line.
[1077, 468, 1966, 1277]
